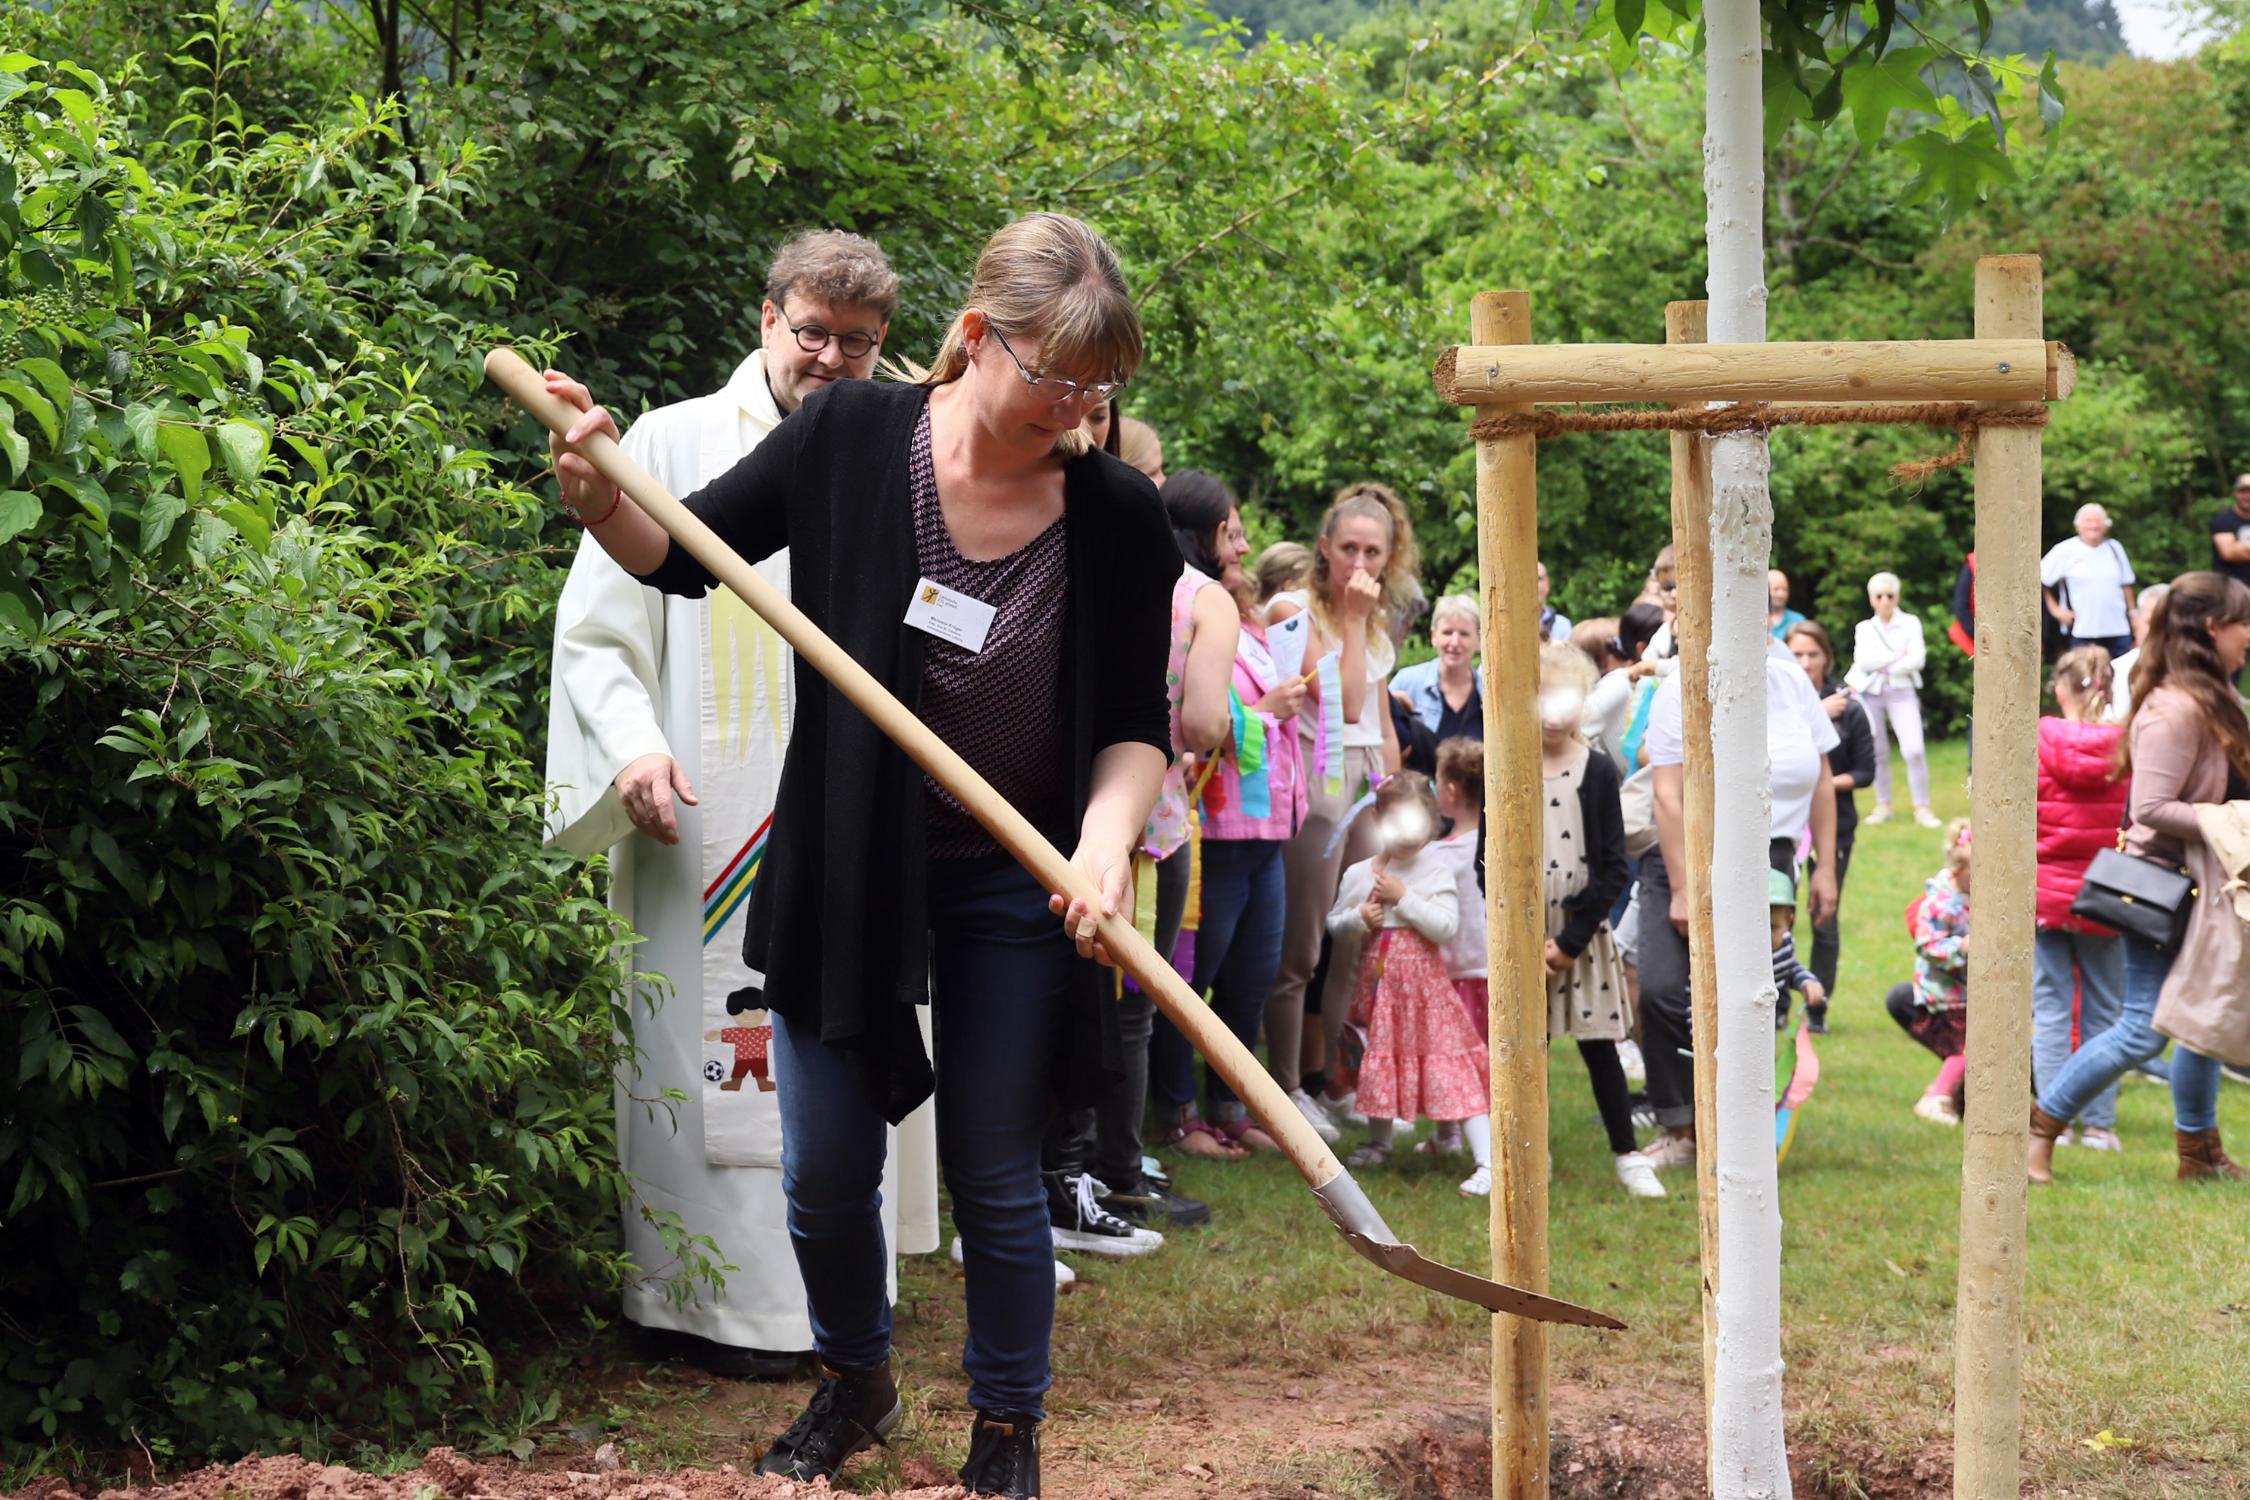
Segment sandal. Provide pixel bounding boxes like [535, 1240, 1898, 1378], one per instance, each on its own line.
[1344, 1141, 1393, 1170]
[1161, 1116, 1249, 1160]
[1215, 1118, 1281, 1154]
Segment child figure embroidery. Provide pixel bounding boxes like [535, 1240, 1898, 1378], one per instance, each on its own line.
[704, 986, 776, 1093]
[1327, 773, 1491, 1180]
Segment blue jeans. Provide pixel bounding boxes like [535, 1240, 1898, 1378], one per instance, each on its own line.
[2036, 933, 2228, 1133]
[771, 857, 1069, 1419]
[1151, 839, 1287, 1120]
[2031, 928, 2127, 1129]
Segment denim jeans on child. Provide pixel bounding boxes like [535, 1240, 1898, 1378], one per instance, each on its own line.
[2030, 927, 2127, 1129]
[770, 856, 1070, 1421]
[1150, 838, 1287, 1120]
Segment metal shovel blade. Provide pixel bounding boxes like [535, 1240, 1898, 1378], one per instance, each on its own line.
[1312, 1170, 1627, 1330]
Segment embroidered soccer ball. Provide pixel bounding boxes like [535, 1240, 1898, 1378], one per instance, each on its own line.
[702, 1058, 726, 1083]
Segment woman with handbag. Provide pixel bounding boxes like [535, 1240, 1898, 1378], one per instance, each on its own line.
[2029, 571, 2250, 1185]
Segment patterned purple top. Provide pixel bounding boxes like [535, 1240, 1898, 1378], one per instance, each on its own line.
[910, 406, 1071, 859]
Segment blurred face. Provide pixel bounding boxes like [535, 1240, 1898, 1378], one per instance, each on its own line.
[1788, 634, 1830, 687]
[2233, 476, 2250, 517]
[1081, 400, 1114, 451]
[1769, 907, 1795, 951]
[1536, 562, 1551, 604]
[1870, 582, 1898, 620]
[2209, 616, 2250, 675]
[1537, 680, 1585, 744]
[1321, 514, 1389, 596]
[1215, 508, 1250, 592]
[1768, 569, 1790, 611]
[760, 294, 887, 413]
[1432, 612, 1477, 668]
[2075, 507, 2110, 545]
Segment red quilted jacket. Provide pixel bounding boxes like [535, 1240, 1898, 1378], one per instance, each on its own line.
[2036, 716, 2128, 932]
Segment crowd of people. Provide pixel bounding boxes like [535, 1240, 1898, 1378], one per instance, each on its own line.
[538, 213, 2250, 1497]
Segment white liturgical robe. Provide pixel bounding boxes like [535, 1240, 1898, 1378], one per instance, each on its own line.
[545, 350, 938, 1351]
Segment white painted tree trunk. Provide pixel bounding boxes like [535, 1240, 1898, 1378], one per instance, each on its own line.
[1702, 0, 1793, 1496]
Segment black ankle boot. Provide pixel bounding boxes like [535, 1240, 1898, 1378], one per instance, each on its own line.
[959, 1410, 1041, 1497]
[752, 1361, 901, 1482]
[1806, 1001, 1828, 1035]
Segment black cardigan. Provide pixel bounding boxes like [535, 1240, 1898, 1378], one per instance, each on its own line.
[1555, 746, 1630, 959]
[638, 380, 1179, 1122]
[1815, 679, 1877, 845]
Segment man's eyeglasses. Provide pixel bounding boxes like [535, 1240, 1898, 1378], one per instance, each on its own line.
[781, 311, 882, 361]
[988, 326, 1124, 407]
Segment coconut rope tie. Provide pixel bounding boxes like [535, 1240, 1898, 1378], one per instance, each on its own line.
[1464, 402, 2050, 486]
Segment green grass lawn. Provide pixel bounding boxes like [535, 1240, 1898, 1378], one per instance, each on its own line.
[1012, 737, 2250, 1496]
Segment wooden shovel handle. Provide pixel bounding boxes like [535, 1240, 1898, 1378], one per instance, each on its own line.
[490, 350, 1345, 1188]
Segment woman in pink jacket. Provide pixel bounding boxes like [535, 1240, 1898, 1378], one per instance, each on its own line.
[2031, 646, 2130, 1150]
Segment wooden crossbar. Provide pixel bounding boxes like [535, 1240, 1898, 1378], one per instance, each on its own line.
[1434, 338, 2072, 405]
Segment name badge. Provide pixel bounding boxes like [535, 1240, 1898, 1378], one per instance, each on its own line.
[903, 576, 997, 653]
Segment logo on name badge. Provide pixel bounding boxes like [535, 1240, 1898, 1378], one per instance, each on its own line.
[921, 584, 941, 606]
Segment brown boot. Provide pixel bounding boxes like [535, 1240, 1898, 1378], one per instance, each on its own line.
[2027, 1105, 2069, 1186]
[2175, 1128, 2250, 1182]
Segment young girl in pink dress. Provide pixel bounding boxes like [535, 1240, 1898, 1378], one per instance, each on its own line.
[1326, 773, 1493, 1194]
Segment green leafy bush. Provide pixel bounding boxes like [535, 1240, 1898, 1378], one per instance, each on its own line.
[0, 46, 672, 1461]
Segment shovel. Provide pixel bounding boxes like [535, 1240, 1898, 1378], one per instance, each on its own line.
[488, 348, 1623, 1332]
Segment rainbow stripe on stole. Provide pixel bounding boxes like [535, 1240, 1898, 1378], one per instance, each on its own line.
[1227, 685, 1271, 819]
[702, 811, 773, 946]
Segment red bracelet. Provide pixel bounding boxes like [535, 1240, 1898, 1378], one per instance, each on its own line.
[568, 486, 623, 528]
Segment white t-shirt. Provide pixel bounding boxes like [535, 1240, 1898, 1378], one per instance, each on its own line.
[2039, 536, 2136, 641]
[1271, 589, 1396, 749]
[1645, 654, 1842, 844]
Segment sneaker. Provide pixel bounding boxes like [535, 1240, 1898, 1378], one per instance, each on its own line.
[1866, 804, 1894, 826]
[959, 1411, 1041, 1498]
[1641, 1131, 1696, 1171]
[1913, 1094, 1961, 1126]
[1913, 807, 1943, 829]
[1099, 1175, 1211, 1228]
[1617, 1039, 1647, 1087]
[2078, 1127, 2123, 1153]
[1046, 1172, 1164, 1258]
[952, 1236, 1074, 1286]
[1614, 1152, 1667, 1199]
[1805, 1003, 1828, 1036]
[1630, 1101, 1659, 1133]
[1317, 1089, 1369, 1128]
[1343, 1140, 1392, 1169]
[1457, 1164, 1493, 1197]
[753, 1362, 902, 1483]
[1288, 1087, 1342, 1143]
[2055, 1126, 2078, 1149]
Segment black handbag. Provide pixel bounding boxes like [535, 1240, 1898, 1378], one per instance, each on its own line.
[2071, 846, 2196, 953]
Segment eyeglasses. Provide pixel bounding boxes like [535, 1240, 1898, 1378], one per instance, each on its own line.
[781, 311, 882, 360]
[988, 326, 1124, 407]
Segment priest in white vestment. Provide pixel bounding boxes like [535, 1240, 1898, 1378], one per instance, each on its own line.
[544, 232, 937, 1375]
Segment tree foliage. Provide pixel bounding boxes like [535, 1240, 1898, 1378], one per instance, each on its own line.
[0, 39, 696, 1462]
